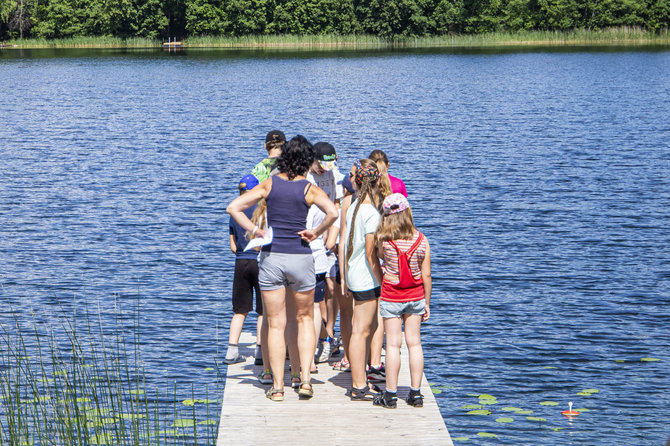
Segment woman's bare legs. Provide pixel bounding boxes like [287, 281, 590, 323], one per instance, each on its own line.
[261, 288, 288, 391]
[349, 298, 379, 389]
[289, 288, 316, 384]
[285, 292, 300, 381]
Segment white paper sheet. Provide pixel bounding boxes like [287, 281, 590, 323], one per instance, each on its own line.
[243, 226, 273, 251]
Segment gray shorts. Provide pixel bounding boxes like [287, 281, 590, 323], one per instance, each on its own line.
[380, 299, 426, 318]
[258, 252, 316, 292]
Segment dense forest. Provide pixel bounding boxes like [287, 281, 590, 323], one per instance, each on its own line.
[1, 0, 669, 40]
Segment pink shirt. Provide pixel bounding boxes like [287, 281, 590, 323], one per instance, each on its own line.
[389, 174, 407, 197]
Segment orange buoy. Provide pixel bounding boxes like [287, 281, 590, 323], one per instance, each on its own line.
[561, 401, 580, 417]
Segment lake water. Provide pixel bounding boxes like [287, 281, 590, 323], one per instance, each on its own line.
[1, 46, 669, 445]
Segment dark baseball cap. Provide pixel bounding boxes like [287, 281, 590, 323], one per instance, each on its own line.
[314, 142, 337, 171]
[265, 130, 286, 143]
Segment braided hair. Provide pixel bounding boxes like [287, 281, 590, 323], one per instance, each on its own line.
[345, 159, 384, 266]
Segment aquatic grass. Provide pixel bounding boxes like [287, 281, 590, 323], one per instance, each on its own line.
[0, 302, 220, 445]
[3, 27, 669, 50]
[5, 36, 161, 49]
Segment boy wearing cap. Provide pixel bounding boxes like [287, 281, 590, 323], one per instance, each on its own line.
[307, 142, 345, 363]
[251, 130, 285, 183]
[224, 174, 263, 365]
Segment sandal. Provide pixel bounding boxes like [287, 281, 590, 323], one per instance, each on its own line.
[257, 370, 273, 385]
[373, 390, 398, 409]
[332, 359, 350, 372]
[291, 373, 301, 389]
[265, 386, 284, 402]
[298, 381, 313, 399]
[349, 385, 374, 401]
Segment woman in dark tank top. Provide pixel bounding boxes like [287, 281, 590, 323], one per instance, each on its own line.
[227, 135, 338, 401]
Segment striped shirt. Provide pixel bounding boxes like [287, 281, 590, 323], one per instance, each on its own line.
[380, 231, 426, 284]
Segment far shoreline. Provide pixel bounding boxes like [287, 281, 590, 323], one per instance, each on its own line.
[2, 28, 670, 51]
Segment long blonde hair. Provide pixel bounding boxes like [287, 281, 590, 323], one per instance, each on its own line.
[368, 150, 392, 199]
[245, 199, 267, 241]
[375, 207, 416, 249]
[345, 159, 385, 265]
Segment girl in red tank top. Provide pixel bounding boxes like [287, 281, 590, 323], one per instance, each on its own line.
[373, 193, 432, 409]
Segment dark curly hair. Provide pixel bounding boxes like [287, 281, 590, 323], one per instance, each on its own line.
[276, 135, 315, 180]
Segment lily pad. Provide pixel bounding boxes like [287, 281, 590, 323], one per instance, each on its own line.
[478, 394, 496, 400]
[640, 358, 660, 362]
[129, 389, 145, 395]
[204, 367, 215, 371]
[551, 427, 564, 432]
[118, 413, 146, 420]
[496, 417, 514, 423]
[573, 408, 590, 412]
[172, 419, 196, 428]
[466, 409, 492, 415]
[516, 409, 534, 415]
[479, 398, 498, 405]
[526, 417, 547, 422]
[540, 401, 558, 406]
[576, 388, 599, 396]
[477, 432, 498, 438]
[452, 437, 469, 442]
[462, 404, 483, 410]
[197, 420, 217, 425]
[431, 388, 442, 395]
[544, 366, 557, 369]
[614, 360, 625, 363]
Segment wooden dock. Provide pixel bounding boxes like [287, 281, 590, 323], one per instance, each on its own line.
[217, 332, 453, 446]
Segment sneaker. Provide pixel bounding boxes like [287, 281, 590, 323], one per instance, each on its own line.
[316, 340, 332, 363]
[223, 354, 245, 365]
[314, 341, 324, 363]
[367, 365, 386, 383]
[406, 389, 424, 407]
[257, 370, 273, 385]
[331, 338, 341, 356]
[373, 390, 397, 409]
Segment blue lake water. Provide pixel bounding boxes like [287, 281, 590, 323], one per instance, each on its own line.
[1, 47, 669, 444]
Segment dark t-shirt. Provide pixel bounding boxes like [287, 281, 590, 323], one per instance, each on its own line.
[229, 205, 258, 260]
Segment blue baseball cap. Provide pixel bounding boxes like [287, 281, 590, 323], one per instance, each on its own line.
[239, 174, 259, 191]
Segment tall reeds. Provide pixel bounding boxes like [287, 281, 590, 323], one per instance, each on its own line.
[2, 27, 668, 50]
[0, 302, 220, 445]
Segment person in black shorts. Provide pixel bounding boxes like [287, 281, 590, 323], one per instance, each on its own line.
[223, 174, 263, 365]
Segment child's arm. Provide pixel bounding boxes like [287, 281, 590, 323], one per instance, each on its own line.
[229, 234, 237, 254]
[338, 197, 351, 297]
[365, 233, 383, 286]
[421, 238, 432, 322]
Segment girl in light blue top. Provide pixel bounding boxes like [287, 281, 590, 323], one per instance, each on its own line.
[341, 160, 386, 400]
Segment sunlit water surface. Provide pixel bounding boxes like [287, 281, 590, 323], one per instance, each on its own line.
[1, 47, 669, 444]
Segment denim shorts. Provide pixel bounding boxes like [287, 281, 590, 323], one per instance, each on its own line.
[380, 299, 426, 318]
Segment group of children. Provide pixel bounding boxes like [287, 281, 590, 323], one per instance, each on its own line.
[225, 130, 432, 408]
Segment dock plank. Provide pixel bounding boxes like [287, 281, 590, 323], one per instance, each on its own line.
[217, 332, 453, 446]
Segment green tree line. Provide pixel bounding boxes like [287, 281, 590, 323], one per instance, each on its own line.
[1, 0, 669, 40]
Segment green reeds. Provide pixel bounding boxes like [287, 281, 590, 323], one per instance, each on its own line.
[4, 36, 161, 49]
[2, 27, 668, 50]
[0, 303, 220, 445]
